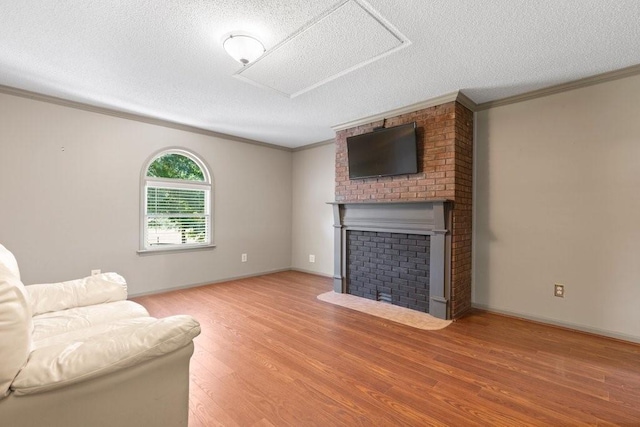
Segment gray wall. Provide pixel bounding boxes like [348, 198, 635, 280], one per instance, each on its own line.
[0, 92, 293, 295]
[474, 73, 640, 341]
[291, 142, 335, 276]
[4, 69, 640, 342]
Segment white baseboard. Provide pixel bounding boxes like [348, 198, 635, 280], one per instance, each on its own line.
[472, 303, 640, 344]
[290, 267, 333, 278]
[128, 268, 292, 298]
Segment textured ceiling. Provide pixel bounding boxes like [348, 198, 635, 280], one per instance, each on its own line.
[0, 0, 639, 148]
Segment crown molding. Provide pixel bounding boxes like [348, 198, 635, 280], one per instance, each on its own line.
[331, 91, 478, 132]
[6, 62, 639, 152]
[329, 63, 640, 134]
[291, 138, 335, 152]
[0, 84, 293, 152]
[454, 91, 478, 112]
[476, 63, 640, 111]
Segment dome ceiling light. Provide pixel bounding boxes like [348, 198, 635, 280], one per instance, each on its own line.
[223, 34, 265, 65]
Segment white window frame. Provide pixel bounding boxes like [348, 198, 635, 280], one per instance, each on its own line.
[138, 148, 214, 253]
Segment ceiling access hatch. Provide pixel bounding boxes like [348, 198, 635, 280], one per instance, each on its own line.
[234, 0, 411, 98]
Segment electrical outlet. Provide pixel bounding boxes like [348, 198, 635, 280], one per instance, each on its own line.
[309, 254, 315, 263]
[554, 283, 565, 298]
[241, 253, 247, 262]
[91, 269, 101, 276]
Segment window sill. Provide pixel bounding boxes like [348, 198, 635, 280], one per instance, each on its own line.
[137, 244, 217, 256]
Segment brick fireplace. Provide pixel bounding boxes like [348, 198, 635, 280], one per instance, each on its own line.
[332, 96, 473, 319]
[330, 200, 450, 318]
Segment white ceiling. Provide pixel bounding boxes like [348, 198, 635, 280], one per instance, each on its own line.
[1, 0, 639, 148]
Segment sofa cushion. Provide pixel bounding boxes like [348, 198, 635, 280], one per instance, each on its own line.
[0, 264, 32, 398]
[0, 244, 20, 280]
[27, 272, 128, 316]
[11, 315, 201, 396]
[31, 300, 150, 345]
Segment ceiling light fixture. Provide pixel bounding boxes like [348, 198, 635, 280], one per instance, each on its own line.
[223, 34, 265, 65]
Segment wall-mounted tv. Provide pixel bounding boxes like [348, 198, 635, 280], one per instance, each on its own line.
[347, 122, 418, 180]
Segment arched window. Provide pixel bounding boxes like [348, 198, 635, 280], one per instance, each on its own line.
[141, 149, 213, 251]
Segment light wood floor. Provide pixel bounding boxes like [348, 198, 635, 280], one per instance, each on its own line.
[134, 271, 640, 426]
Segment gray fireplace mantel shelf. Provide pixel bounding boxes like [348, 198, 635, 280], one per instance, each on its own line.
[327, 199, 451, 204]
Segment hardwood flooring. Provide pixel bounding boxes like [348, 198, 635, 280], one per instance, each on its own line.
[134, 271, 640, 426]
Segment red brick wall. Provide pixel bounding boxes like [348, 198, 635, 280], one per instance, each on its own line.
[450, 103, 474, 318]
[335, 101, 473, 318]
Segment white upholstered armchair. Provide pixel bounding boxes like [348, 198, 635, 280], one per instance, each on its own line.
[0, 244, 200, 427]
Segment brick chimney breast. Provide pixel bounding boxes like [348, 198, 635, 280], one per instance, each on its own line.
[334, 101, 473, 319]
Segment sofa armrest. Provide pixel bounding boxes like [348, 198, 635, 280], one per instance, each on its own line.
[10, 315, 201, 396]
[27, 273, 128, 316]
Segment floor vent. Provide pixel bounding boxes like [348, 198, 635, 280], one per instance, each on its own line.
[377, 291, 392, 304]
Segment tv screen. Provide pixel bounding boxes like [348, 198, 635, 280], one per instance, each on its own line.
[347, 122, 418, 179]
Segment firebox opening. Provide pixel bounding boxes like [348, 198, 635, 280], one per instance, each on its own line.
[347, 230, 430, 313]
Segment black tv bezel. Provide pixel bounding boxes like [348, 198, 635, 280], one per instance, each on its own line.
[346, 122, 418, 180]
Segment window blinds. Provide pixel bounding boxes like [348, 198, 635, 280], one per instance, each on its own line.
[145, 185, 210, 247]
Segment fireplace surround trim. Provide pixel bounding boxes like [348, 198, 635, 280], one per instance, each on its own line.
[329, 200, 452, 319]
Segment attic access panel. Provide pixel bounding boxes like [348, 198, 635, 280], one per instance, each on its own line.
[235, 0, 410, 98]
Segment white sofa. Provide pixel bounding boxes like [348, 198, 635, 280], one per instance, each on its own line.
[0, 244, 201, 427]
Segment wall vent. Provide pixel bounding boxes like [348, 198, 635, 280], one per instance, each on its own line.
[377, 291, 392, 304]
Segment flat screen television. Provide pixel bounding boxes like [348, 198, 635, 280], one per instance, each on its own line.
[347, 122, 418, 179]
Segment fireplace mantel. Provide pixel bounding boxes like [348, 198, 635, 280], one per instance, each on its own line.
[328, 200, 452, 319]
